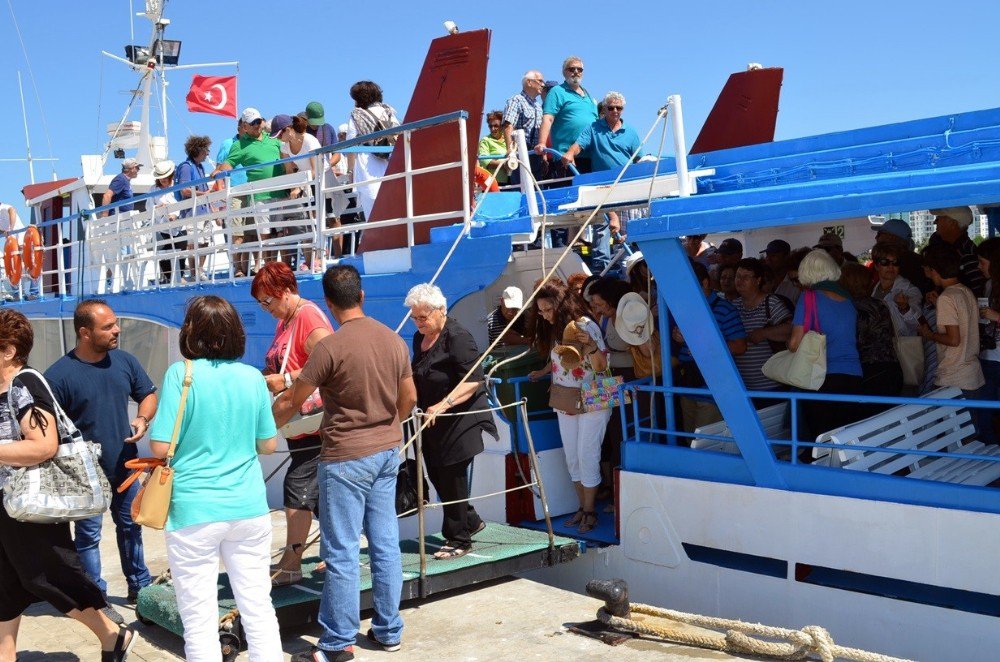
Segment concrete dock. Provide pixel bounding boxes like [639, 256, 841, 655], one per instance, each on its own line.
[14, 511, 748, 661]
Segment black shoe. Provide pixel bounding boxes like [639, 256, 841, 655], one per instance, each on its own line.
[126, 588, 140, 605]
[101, 605, 125, 626]
[101, 625, 136, 662]
[291, 647, 354, 662]
[366, 628, 401, 652]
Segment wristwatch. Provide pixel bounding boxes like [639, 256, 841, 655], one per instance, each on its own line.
[283, 372, 293, 390]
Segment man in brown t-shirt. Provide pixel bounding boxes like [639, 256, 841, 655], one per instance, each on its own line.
[274, 265, 416, 660]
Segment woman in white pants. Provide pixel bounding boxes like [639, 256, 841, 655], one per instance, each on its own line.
[528, 281, 610, 533]
[149, 296, 281, 661]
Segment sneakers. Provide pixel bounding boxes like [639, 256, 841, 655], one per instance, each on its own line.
[291, 647, 354, 662]
[101, 605, 125, 626]
[366, 628, 401, 652]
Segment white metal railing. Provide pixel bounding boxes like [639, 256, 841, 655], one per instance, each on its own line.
[8, 112, 472, 299]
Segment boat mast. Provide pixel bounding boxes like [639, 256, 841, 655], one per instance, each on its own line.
[16, 71, 35, 185]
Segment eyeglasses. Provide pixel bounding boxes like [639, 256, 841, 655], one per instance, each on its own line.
[565, 67, 584, 73]
[412, 310, 438, 323]
[257, 296, 274, 308]
[488, 123, 501, 129]
[605, 105, 623, 111]
[876, 258, 900, 267]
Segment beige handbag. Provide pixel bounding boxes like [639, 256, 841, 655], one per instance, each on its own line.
[118, 360, 193, 530]
[893, 335, 925, 387]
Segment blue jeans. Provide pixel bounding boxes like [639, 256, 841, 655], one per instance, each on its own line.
[317, 449, 403, 651]
[589, 216, 611, 274]
[74, 474, 151, 594]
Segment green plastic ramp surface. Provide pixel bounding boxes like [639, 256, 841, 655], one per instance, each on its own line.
[137, 523, 579, 637]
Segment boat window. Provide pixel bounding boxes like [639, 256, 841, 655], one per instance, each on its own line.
[118, 318, 171, 386]
[27, 319, 65, 372]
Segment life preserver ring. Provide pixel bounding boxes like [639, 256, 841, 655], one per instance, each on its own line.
[474, 166, 499, 193]
[22, 226, 43, 281]
[4, 235, 21, 286]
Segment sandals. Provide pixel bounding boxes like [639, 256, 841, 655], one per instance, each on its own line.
[563, 508, 585, 527]
[578, 511, 599, 534]
[471, 521, 487, 537]
[433, 545, 470, 560]
[271, 569, 303, 587]
[101, 625, 137, 662]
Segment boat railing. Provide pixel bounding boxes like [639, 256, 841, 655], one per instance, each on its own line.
[14, 111, 472, 299]
[619, 381, 1000, 483]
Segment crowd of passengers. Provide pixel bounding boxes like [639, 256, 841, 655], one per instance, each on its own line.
[483, 205, 1000, 534]
[97, 54, 646, 287]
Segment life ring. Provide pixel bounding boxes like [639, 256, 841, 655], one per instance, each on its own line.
[22, 226, 43, 281]
[474, 166, 499, 193]
[4, 235, 21, 286]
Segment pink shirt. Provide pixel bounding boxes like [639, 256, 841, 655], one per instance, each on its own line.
[264, 301, 333, 376]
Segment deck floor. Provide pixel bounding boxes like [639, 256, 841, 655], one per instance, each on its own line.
[137, 523, 579, 637]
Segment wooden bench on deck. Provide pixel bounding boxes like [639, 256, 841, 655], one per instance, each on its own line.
[691, 402, 789, 455]
[812, 386, 1000, 486]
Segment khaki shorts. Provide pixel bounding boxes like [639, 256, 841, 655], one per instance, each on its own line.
[228, 196, 253, 239]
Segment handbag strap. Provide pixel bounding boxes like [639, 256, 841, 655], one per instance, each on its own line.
[803, 289, 823, 334]
[164, 360, 194, 464]
[7, 368, 80, 445]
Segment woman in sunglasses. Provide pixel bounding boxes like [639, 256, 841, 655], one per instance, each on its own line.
[871, 243, 923, 337]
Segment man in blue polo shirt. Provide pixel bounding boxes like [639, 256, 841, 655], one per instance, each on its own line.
[561, 91, 641, 272]
[672, 261, 747, 434]
[46, 299, 159, 608]
[535, 55, 598, 176]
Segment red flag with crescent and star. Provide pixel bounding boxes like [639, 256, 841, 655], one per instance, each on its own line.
[186, 75, 237, 118]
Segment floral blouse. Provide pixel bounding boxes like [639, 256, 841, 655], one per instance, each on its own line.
[550, 317, 607, 388]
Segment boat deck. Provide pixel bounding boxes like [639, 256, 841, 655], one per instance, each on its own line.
[136, 523, 579, 638]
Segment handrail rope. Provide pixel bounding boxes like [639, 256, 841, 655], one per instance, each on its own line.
[418, 400, 523, 417]
[597, 604, 911, 662]
[485, 348, 532, 380]
[396, 106, 671, 457]
[394, 152, 507, 333]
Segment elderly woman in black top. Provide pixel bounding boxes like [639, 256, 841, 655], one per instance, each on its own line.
[0, 309, 135, 661]
[405, 283, 497, 560]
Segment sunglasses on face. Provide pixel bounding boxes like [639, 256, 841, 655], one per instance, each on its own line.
[876, 258, 900, 267]
[249, 118, 264, 126]
[606, 105, 623, 111]
[565, 67, 583, 73]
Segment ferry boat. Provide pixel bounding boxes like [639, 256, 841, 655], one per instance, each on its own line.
[11, 5, 1000, 661]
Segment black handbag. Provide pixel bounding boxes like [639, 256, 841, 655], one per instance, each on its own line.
[395, 458, 428, 517]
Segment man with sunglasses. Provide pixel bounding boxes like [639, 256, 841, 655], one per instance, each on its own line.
[210, 107, 284, 273]
[535, 56, 598, 179]
[560, 91, 641, 272]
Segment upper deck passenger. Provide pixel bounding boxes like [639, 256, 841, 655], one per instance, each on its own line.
[535, 56, 598, 177]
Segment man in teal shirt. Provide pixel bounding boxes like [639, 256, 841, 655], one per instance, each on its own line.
[534, 55, 598, 176]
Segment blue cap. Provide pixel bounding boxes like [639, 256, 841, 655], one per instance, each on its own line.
[874, 218, 912, 241]
[269, 114, 293, 138]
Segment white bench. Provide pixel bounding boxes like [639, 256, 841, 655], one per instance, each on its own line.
[812, 386, 1000, 486]
[692, 403, 789, 455]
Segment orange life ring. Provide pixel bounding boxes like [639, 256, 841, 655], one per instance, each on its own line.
[22, 226, 43, 281]
[4, 235, 21, 286]
[474, 166, 500, 193]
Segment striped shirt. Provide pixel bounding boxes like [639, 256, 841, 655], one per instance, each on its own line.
[502, 91, 543, 148]
[679, 292, 746, 363]
[734, 294, 791, 391]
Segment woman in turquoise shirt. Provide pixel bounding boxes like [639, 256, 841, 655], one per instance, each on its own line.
[150, 296, 281, 661]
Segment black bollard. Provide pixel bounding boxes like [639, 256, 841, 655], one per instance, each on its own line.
[586, 578, 631, 619]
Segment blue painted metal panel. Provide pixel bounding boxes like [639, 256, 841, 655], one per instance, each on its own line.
[640, 239, 784, 489]
[623, 442, 755, 486]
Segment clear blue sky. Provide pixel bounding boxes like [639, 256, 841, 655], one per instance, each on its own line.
[2, 0, 999, 220]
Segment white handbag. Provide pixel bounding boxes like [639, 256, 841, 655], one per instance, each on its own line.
[761, 290, 828, 391]
[2, 369, 112, 523]
[893, 335, 925, 387]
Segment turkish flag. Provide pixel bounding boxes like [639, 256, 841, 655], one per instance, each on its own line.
[186, 75, 237, 118]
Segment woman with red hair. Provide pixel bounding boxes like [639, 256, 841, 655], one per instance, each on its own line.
[251, 262, 333, 585]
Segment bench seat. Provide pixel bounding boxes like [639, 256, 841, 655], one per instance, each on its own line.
[692, 402, 788, 455]
[813, 386, 1000, 486]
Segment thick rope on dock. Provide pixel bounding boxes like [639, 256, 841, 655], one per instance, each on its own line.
[596, 604, 911, 662]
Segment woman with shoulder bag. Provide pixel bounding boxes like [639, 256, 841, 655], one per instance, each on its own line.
[528, 282, 609, 533]
[0, 310, 135, 661]
[733, 258, 792, 403]
[149, 296, 281, 661]
[253, 262, 333, 586]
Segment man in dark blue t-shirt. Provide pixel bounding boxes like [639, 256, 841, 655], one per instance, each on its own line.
[45, 299, 158, 603]
[100, 158, 141, 216]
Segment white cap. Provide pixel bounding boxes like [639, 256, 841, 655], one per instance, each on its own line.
[501, 286, 524, 309]
[240, 107, 263, 124]
[121, 157, 142, 169]
[930, 206, 974, 229]
[337, 123, 349, 134]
